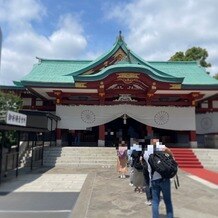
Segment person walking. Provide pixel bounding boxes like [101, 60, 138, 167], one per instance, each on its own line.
[131, 149, 144, 193]
[117, 141, 128, 178]
[144, 139, 174, 218]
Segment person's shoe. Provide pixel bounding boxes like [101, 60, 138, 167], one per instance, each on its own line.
[145, 200, 152, 206]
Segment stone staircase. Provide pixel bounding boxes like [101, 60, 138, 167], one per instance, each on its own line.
[43, 147, 117, 168]
[193, 149, 218, 172]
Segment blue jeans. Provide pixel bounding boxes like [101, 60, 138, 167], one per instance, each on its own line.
[144, 185, 152, 201]
[151, 178, 173, 218]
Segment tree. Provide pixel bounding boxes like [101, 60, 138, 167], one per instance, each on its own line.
[169, 47, 211, 68]
[0, 91, 23, 149]
[213, 73, 218, 80]
[0, 91, 23, 116]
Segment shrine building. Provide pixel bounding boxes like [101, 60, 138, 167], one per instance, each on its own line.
[1, 33, 218, 148]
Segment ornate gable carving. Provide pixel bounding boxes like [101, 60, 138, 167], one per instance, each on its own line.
[107, 83, 144, 91]
[114, 94, 137, 102]
[83, 49, 128, 75]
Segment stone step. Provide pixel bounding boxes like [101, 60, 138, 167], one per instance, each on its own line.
[193, 149, 218, 171]
[44, 157, 116, 162]
[44, 158, 116, 163]
[43, 163, 115, 168]
[43, 160, 116, 164]
[43, 147, 117, 168]
[44, 152, 116, 155]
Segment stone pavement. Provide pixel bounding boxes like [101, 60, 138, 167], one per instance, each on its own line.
[71, 167, 218, 218]
[0, 166, 218, 218]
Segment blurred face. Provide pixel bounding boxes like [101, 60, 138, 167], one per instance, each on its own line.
[150, 138, 159, 145]
[120, 141, 126, 146]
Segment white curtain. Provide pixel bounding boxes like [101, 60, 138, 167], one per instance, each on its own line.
[56, 105, 196, 131]
[196, 112, 218, 134]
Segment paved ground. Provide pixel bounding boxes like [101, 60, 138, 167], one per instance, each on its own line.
[0, 171, 86, 218]
[0, 166, 218, 218]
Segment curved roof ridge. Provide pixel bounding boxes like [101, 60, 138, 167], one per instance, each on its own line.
[66, 33, 130, 76]
[36, 57, 91, 63]
[148, 60, 198, 64]
[119, 50, 181, 79]
[75, 64, 184, 83]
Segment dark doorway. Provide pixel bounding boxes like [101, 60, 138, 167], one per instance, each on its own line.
[105, 117, 146, 147]
[153, 127, 177, 145]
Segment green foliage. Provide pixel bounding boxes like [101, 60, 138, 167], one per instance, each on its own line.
[0, 91, 23, 113]
[169, 51, 185, 61]
[169, 47, 211, 68]
[0, 131, 17, 150]
[0, 91, 22, 150]
[213, 73, 218, 80]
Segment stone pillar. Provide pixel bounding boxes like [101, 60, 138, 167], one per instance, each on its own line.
[56, 128, 62, 146]
[189, 130, 197, 148]
[98, 124, 105, 147]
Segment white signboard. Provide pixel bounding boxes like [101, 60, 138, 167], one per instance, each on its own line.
[6, 111, 27, 126]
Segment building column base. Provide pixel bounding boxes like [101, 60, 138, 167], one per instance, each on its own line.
[98, 140, 105, 147]
[190, 141, 197, 148]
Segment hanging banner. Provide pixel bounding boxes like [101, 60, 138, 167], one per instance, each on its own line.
[196, 112, 218, 134]
[56, 105, 196, 131]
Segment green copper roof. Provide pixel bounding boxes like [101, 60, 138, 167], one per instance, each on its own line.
[19, 33, 218, 87]
[148, 61, 218, 85]
[13, 81, 24, 87]
[21, 59, 91, 85]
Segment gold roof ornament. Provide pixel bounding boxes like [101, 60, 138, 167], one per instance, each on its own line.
[169, 84, 182, 89]
[75, 82, 87, 88]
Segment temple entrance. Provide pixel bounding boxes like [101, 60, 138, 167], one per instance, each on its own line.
[153, 127, 190, 147]
[105, 117, 147, 147]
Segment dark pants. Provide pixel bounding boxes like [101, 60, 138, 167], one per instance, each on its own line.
[143, 169, 152, 201]
[151, 178, 173, 218]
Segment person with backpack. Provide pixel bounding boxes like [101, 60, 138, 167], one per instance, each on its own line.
[131, 149, 144, 193]
[144, 138, 176, 218]
[116, 141, 128, 178]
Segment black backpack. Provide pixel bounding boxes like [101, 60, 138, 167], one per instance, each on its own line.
[148, 151, 178, 179]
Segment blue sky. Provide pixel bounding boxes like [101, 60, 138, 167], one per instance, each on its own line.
[0, 0, 218, 85]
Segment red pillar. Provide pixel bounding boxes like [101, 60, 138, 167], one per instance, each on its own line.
[189, 130, 197, 147]
[31, 97, 36, 109]
[56, 128, 62, 146]
[146, 125, 153, 138]
[98, 124, 105, 146]
[189, 131, 196, 141]
[208, 100, 213, 112]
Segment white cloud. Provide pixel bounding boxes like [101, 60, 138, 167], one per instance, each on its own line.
[0, 1, 87, 85]
[0, 0, 46, 30]
[107, 0, 218, 75]
[48, 14, 87, 59]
